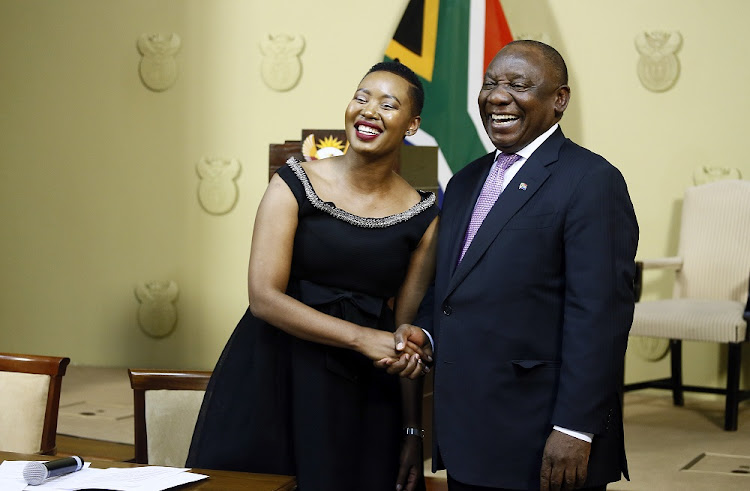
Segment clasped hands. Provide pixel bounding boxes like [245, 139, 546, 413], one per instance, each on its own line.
[373, 324, 433, 379]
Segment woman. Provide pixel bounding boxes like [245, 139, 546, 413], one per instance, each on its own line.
[186, 61, 438, 491]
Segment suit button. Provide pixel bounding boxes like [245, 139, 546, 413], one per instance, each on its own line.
[442, 303, 452, 316]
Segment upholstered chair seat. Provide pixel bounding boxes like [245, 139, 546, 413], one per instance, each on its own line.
[632, 298, 746, 343]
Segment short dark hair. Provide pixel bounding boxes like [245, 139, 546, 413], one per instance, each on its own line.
[506, 40, 568, 86]
[365, 60, 425, 116]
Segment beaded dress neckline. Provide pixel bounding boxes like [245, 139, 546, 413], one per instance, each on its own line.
[285, 157, 436, 229]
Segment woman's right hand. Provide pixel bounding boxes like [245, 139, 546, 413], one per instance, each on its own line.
[357, 327, 402, 362]
[372, 324, 432, 379]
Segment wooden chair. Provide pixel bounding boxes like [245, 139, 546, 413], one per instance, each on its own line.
[0, 353, 70, 454]
[128, 369, 211, 466]
[625, 180, 750, 430]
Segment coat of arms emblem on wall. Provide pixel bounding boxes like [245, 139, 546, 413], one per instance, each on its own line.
[260, 33, 305, 92]
[196, 157, 242, 215]
[135, 280, 179, 338]
[137, 33, 181, 92]
[635, 31, 682, 92]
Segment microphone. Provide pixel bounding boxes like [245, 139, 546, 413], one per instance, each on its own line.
[22, 456, 84, 485]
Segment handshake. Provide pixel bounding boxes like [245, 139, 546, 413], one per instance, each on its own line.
[373, 324, 433, 379]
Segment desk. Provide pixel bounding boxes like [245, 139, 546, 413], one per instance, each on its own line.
[0, 451, 296, 491]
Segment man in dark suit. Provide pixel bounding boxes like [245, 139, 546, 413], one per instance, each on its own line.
[390, 40, 638, 490]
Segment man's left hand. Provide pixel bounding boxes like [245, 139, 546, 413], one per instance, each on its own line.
[539, 429, 591, 490]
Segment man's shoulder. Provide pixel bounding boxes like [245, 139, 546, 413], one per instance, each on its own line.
[559, 138, 617, 171]
[555, 138, 629, 191]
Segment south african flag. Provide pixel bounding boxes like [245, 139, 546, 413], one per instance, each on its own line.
[385, 0, 514, 189]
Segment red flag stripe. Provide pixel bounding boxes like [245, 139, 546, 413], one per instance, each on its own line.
[484, 0, 514, 72]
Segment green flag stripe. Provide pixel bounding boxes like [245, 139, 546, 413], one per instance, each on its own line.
[424, 0, 486, 175]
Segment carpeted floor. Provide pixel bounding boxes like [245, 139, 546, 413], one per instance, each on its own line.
[58, 366, 750, 490]
[58, 366, 134, 445]
[612, 392, 750, 490]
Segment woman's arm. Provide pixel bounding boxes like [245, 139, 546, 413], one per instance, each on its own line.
[380, 216, 438, 376]
[247, 174, 399, 362]
[393, 216, 438, 491]
[394, 216, 438, 328]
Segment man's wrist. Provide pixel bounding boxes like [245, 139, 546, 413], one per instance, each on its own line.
[421, 328, 434, 350]
[404, 427, 425, 438]
[553, 425, 593, 443]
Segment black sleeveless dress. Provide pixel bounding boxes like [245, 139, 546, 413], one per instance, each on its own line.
[186, 158, 438, 490]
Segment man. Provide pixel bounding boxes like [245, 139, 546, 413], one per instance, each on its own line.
[391, 40, 638, 490]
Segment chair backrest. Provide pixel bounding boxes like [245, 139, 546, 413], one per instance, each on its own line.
[675, 180, 750, 301]
[128, 369, 211, 466]
[0, 353, 70, 454]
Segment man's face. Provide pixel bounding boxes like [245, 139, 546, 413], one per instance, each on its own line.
[478, 44, 569, 154]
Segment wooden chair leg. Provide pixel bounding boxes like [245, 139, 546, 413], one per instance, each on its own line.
[724, 342, 742, 431]
[670, 339, 684, 406]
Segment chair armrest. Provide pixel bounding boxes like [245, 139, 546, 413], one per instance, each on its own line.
[639, 257, 684, 270]
[633, 257, 683, 302]
[744, 270, 750, 324]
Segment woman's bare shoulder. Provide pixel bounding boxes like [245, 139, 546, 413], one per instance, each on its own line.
[391, 172, 424, 207]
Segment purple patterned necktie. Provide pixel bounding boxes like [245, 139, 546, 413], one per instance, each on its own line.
[458, 153, 521, 263]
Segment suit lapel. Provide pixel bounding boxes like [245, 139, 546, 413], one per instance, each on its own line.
[445, 128, 566, 297]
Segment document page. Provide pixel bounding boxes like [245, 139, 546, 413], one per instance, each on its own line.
[0, 460, 207, 491]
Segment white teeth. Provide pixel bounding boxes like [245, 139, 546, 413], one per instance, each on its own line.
[491, 114, 517, 122]
[357, 125, 381, 135]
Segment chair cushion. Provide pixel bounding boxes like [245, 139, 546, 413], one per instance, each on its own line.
[145, 389, 205, 467]
[630, 299, 747, 343]
[0, 372, 50, 453]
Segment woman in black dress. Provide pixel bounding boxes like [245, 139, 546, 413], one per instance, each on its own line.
[186, 61, 437, 491]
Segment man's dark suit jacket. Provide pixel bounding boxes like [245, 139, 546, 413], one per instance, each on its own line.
[423, 127, 638, 489]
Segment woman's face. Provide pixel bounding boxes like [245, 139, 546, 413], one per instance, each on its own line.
[345, 71, 421, 159]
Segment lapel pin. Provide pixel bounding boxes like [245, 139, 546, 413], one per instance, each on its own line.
[519, 182, 528, 191]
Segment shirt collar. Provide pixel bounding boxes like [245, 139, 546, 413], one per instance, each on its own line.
[494, 123, 559, 162]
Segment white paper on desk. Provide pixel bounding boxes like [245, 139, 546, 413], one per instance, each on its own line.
[0, 460, 27, 490]
[0, 461, 27, 490]
[0, 477, 27, 491]
[64, 466, 208, 491]
[0, 460, 206, 491]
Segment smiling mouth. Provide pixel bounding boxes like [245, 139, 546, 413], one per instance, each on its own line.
[490, 114, 519, 125]
[356, 124, 382, 136]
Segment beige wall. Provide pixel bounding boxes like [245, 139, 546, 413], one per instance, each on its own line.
[1, 1, 748, 389]
[0, 0, 407, 369]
